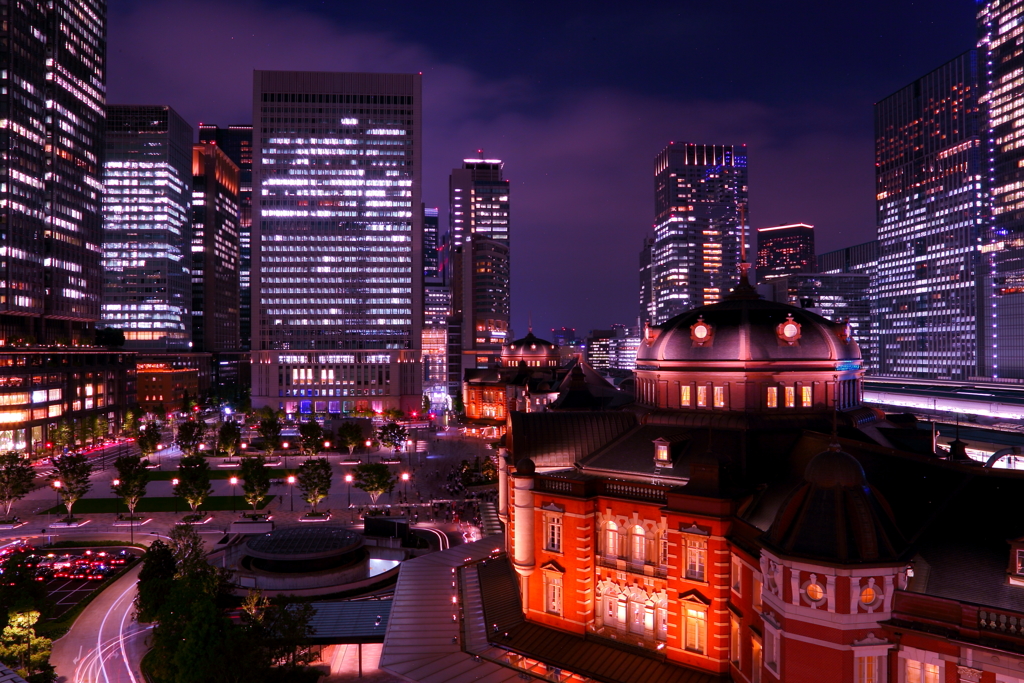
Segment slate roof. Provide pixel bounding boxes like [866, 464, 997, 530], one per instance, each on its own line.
[508, 411, 637, 467]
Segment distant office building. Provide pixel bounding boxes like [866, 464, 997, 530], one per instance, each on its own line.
[198, 124, 254, 351]
[136, 352, 212, 414]
[767, 273, 873, 368]
[423, 206, 440, 280]
[875, 52, 984, 381]
[0, 0, 106, 346]
[250, 71, 423, 416]
[448, 157, 511, 390]
[585, 330, 614, 371]
[652, 143, 748, 322]
[586, 325, 639, 372]
[756, 223, 816, 282]
[609, 332, 642, 372]
[102, 106, 193, 350]
[191, 142, 241, 352]
[979, 2, 1024, 378]
[550, 328, 577, 346]
[639, 237, 655, 325]
[818, 241, 879, 277]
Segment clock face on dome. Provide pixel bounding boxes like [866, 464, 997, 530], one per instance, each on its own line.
[690, 318, 713, 346]
[777, 315, 802, 345]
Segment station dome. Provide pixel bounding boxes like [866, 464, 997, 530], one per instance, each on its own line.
[503, 332, 560, 368]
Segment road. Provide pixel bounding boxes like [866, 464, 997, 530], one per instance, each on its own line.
[50, 563, 150, 683]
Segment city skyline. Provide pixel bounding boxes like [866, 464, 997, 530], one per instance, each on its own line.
[105, 0, 977, 335]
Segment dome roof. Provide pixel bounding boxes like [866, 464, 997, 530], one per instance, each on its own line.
[764, 445, 906, 564]
[637, 296, 860, 365]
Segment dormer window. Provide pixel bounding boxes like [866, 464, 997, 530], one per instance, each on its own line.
[654, 437, 671, 466]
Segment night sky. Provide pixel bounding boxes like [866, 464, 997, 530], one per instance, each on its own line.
[108, 0, 977, 338]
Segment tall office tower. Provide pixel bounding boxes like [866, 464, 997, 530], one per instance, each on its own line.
[198, 124, 253, 351]
[639, 237, 655, 325]
[191, 143, 241, 352]
[818, 240, 879, 277]
[767, 273, 873, 368]
[755, 223, 816, 283]
[102, 106, 193, 350]
[652, 142, 748, 323]
[980, 2, 1024, 378]
[447, 156, 511, 389]
[421, 205, 448, 410]
[0, 0, 106, 345]
[875, 52, 984, 380]
[422, 206, 440, 279]
[250, 71, 423, 415]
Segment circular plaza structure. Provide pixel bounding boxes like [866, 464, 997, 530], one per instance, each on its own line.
[245, 525, 365, 573]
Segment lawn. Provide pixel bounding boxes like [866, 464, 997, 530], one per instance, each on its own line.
[146, 468, 295, 481]
[39, 495, 276, 514]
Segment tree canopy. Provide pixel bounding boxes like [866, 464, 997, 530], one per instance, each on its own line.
[136, 421, 162, 459]
[256, 416, 281, 457]
[112, 453, 149, 517]
[50, 452, 92, 521]
[176, 419, 206, 457]
[240, 455, 271, 513]
[334, 422, 363, 454]
[174, 455, 212, 514]
[298, 420, 323, 458]
[218, 420, 241, 459]
[296, 458, 331, 513]
[377, 422, 408, 452]
[0, 452, 34, 520]
[351, 463, 395, 504]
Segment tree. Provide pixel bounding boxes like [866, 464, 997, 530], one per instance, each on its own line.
[351, 463, 395, 504]
[135, 539, 176, 623]
[176, 419, 205, 457]
[49, 420, 73, 453]
[122, 408, 138, 437]
[174, 455, 212, 515]
[0, 452, 34, 520]
[112, 454, 149, 518]
[382, 408, 405, 421]
[95, 327, 125, 348]
[422, 394, 431, 413]
[451, 394, 465, 415]
[218, 420, 241, 459]
[0, 611, 53, 681]
[298, 419, 323, 458]
[296, 458, 331, 514]
[91, 415, 108, 444]
[137, 421, 162, 460]
[50, 452, 91, 521]
[334, 421, 363, 455]
[377, 422, 408, 452]
[257, 416, 281, 458]
[240, 455, 271, 514]
[181, 390, 196, 414]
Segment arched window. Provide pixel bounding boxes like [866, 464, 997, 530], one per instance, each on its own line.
[629, 597, 646, 635]
[605, 521, 620, 557]
[656, 598, 669, 641]
[631, 525, 646, 563]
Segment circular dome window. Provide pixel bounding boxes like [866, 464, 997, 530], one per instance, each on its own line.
[802, 578, 826, 606]
[859, 584, 882, 609]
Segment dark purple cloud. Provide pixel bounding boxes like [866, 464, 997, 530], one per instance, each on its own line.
[108, 1, 914, 336]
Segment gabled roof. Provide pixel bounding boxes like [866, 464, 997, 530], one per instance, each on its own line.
[508, 411, 637, 467]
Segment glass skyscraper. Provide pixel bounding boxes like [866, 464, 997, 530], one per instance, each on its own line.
[198, 124, 253, 351]
[874, 51, 984, 380]
[0, 0, 105, 345]
[101, 106, 193, 350]
[979, 0, 1024, 378]
[191, 142, 241, 352]
[250, 71, 423, 416]
[652, 143, 748, 323]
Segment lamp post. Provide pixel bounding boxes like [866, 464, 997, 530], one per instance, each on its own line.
[323, 441, 331, 463]
[230, 476, 238, 513]
[345, 474, 353, 509]
[52, 480, 62, 521]
[171, 478, 179, 514]
[287, 475, 296, 512]
[401, 472, 410, 503]
[365, 440, 372, 464]
[112, 478, 120, 518]
[282, 442, 290, 469]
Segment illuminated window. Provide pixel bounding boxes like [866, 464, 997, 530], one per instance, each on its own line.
[545, 573, 563, 615]
[605, 521, 620, 557]
[731, 556, 742, 595]
[684, 607, 706, 653]
[801, 385, 812, 407]
[752, 637, 763, 683]
[680, 385, 691, 407]
[730, 616, 741, 667]
[655, 439, 670, 464]
[697, 385, 707, 407]
[766, 386, 778, 408]
[753, 574, 763, 610]
[546, 516, 562, 553]
[856, 656, 879, 683]
[631, 525, 646, 563]
[905, 660, 939, 683]
[785, 386, 795, 408]
[686, 538, 706, 581]
[714, 385, 725, 408]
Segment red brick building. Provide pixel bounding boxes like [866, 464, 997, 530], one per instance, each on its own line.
[495, 283, 1024, 683]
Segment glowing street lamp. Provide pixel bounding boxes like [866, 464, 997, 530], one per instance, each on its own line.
[230, 476, 238, 512]
[52, 480, 62, 517]
[345, 473, 353, 508]
[287, 475, 296, 512]
[171, 478, 180, 514]
[401, 471, 410, 498]
[282, 442, 290, 469]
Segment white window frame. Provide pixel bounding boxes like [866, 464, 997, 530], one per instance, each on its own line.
[855, 654, 879, 683]
[659, 533, 669, 567]
[685, 537, 707, 582]
[605, 521, 620, 557]
[683, 605, 707, 654]
[752, 635, 763, 683]
[545, 514, 562, 553]
[631, 525, 646, 564]
[730, 615, 741, 667]
[544, 572, 563, 616]
[752, 572, 763, 611]
[731, 555, 743, 596]
[763, 620, 781, 678]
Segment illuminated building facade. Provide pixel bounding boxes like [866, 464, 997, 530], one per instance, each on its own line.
[198, 124, 254, 351]
[101, 106, 193, 350]
[448, 157, 512, 388]
[755, 223, 816, 283]
[652, 142, 748, 323]
[875, 52, 984, 381]
[819, 240, 879, 373]
[191, 142, 240, 352]
[639, 236, 655, 325]
[979, 1, 1024, 378]
[0, 0, 105, 346]
[250, 71, 423, 416]
[135, 352, 211, 414]
[0, 350, 135, 456]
